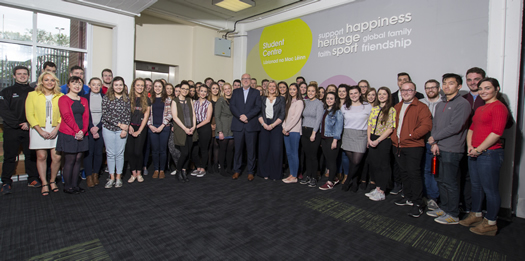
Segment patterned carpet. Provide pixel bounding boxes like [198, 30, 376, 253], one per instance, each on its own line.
[1, 171, 523, 260]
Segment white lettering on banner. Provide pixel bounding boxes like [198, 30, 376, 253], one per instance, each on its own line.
[315, 11, 414, 58]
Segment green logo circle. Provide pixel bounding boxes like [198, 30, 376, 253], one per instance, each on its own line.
[259, 19, 312, 80]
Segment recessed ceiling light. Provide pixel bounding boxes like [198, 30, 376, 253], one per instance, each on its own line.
[212, 0, 255, 12]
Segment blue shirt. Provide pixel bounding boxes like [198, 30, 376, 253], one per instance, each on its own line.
[61, 84, 90, 95]
[243, 87, 250, 103]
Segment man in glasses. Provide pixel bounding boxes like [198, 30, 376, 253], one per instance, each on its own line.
[420, 79, 442, 211]
[391, 81, 432, 218]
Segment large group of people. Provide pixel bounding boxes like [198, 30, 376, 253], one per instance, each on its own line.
[0, 63, 510, 236]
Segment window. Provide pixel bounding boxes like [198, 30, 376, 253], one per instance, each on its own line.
[0, 5, 88, 90]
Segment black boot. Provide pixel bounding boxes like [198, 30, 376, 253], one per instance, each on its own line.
[177, 170, 185, 183]
[181, 170, 189, 182]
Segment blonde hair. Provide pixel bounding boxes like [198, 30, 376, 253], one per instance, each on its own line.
[35, 72, 61, 95]
[221, 83, 232, 98]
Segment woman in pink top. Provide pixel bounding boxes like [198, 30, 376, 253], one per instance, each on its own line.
[282, 83, 304, 183]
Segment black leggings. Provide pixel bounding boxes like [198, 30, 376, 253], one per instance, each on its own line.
[176, 135, 194, 172]
[192, 123, 212, 169]
[209, 136, 219, 167]
[219, 138, 235, 171]
[301, 127, 321, 179]
[126, 126, 147, 171]
[321, 138, 340, 182]
[63, 152, 83, 190]
[345, 150, 366, 184]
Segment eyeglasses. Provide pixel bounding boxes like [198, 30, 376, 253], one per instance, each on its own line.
[400, 89, 415, 93]
[241, 78, 251, 80]
[425, 86, 438, 90]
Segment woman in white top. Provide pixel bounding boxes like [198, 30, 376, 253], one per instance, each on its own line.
[340, 85, 372, 192]
[25, 72, 63, 195]
[258, 81, 286, 180]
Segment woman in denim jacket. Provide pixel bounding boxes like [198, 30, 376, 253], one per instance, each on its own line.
[318, 92, 344, 190]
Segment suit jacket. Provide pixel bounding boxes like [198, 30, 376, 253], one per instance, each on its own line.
[391, 90, 425, 105]
[230, 87, 262, 132]
[259, 96, 285, 125]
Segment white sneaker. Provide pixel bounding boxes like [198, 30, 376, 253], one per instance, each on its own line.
[196, 170, 206, 178]
[427, 199, 439, 211]
[105, 179, 115, 189]
[426, 208, 445, 217]
[365, 189, 378, 198]
[171, 170, 177, 176]
[369, 191, 385, 201]
[190, 169, 200, 176]
[434, 213, 459, 225]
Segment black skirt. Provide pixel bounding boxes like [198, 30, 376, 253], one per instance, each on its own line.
[56, 132, 89, 153]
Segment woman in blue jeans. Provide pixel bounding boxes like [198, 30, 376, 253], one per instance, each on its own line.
[318, 92, 343, 190]
[101, 77, 130, 188]
[148, 80, 172, 179]
[282, 83, 304, 183]
[462, 78, 508, 236]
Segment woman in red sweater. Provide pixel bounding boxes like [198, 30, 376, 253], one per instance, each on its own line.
[57, 76, 89, 194]
[462, 78, 508, 236]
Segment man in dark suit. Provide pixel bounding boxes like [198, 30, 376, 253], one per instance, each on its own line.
[391, 72, 425, 105]
[230, 73, 262, 181]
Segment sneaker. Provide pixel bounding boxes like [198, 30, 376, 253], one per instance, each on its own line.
[369, 191, 385, 201]
[171, 170, 177, 176]
[137, 175, 144, 183]
[308, 177, 317, 188]
[394, 198, 413, 206]
[408, 205, 424, 218]
[319, 181, 334, 190]
[128, 176, 136, 183]
[365, 189, 378, 198]
[196, 170, 206, 178]
[115, 179, 123, 188]
[105, 179, 115, 189]
[390, 183, 402, 195]
[143, 168, 149, 176]
[1, 184, 12, 195]
[333, 177, 340, 185]
[426, 208, 445, 217]
[299, 176, 311, 185]
[434, 214, 459, 225]
[28, 180, 42, 188]
[427, 199, 439, 211]
[190, 169, 200, 176]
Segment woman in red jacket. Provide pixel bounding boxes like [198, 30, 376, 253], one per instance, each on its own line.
[56, 76, 89, 194]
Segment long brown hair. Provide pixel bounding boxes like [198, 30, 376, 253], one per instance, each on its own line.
[130, 78, 149, 113]
[107, 76, 129, 101]
[285, 83, 304, 118]
[150, 79, 168, 103]
[377, 87, 392, 124]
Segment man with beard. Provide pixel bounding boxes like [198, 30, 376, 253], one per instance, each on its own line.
[101, 68, 113, 94]
[420, 79, 442, 211]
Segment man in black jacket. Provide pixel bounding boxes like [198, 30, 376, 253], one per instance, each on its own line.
[0, 66, 39, 195]
[391, 72, 425, 105]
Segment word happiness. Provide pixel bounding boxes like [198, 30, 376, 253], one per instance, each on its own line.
[317, 13, 412, 57]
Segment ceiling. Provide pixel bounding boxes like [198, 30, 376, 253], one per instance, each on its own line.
[144, 0, 320, 30]
[64, 0, 326, 31]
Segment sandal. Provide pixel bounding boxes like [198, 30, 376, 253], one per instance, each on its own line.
[49, 182, 59, 193]
[41, 184, 50, 196]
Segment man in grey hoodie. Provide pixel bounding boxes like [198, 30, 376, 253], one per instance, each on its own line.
[426, 73, 471, 224]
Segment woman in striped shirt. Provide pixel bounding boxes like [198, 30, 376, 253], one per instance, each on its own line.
[191, 85, 213, 177]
